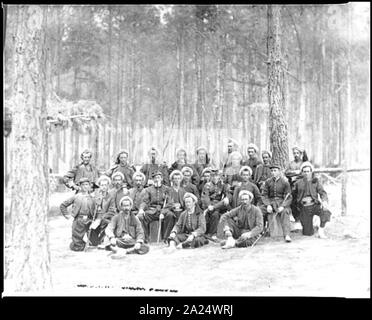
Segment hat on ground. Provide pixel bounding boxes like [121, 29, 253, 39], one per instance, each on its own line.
[239, 165, 253, 176]
[96, 175, 111, 186]
[169, 169, 183, 181]
[152, 170, 163, 178]
[132, 171, 146, 181]
[238, 190, 254, 200]
[119, 196, 133, 208]
[78, 177, 90, 185]
[261, 150, 272, 158]
[181, 166, 194, 176]
[300, 161, 314, 172]
[247, 143, 259, 153]
[112, 172, 125, 181]
[269, 163, 282, 170]
[183, 192, 198, 203]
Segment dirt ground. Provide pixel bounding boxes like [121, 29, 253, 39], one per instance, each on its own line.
[4, 173, 371, 297]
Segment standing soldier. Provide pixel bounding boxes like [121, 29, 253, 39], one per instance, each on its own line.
[261, 163, 293, 242]
[128, 172, 146, 215]
[254, 150, 273, 190]
[168, 193, 208, 249]
[60, 178, 97, 251]
[201, 168, 232, 240]
[221, 138, 240, 173]
[105, 150, 136, 188]
[163, 170, 187, 240]
[218, 190, 264, 249]
[169, 148, 199, 185]
[242, 143, 262, 180]
[63, 149, 100, 193]
[232, 166, 262, 208]
[105, 196, 150, 257]
[223, 151, 244, 187]
[140, 147, 170, 186]
[137, 171, 174, 243]
[292, 162, 332, 238]
[193, 146, 214, 177]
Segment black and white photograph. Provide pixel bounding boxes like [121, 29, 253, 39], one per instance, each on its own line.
[3, 3, 370, 300]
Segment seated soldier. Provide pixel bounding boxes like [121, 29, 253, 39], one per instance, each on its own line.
[89, 175, 116, 247]
[137, 171, 174, 243]
[163, 170, 187, 240]
[261, 163, 293, 242]
[60, 177, 96, 251]
[223, 151, 244, 188]
[105, 196, 150, 258]
[105, 150, 136, 188]
[181, 166, 200, 198]
[63, 149, 100, 193]
[168, 193, 208, 249]
[254, 150, 273, 191]
[218, 190, 264, 249]
[198, 167, 212, 195]
[140, 147, 170, 186]
[169, 148, 199, 186]
[110, 172, 130, 212]
[232, 166, 262, 208]
[201, 168, 232, 240]
[293, 161, 332, 238]
[128, 171, 146, 215]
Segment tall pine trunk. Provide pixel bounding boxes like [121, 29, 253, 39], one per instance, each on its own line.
[267, 5, 289, 168]
[5, 5, 52, 292]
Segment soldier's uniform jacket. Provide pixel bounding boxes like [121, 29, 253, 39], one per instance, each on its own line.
[262, 176, 292, 209]
[60, 193, 96, 218]
[105, 164, 136, 187]
[63, 163, 100, 190]
[140, 163, 170, 186]
[171, 206, 206, 237]
[105, 212, 145, 243]
[232, 181, 262, 208]
[168, 186, 187, 211]
[181, 181, 200, 199]
[220, 204, 264, 238]
[128, 186, 146, 211]
[292, 175, 328, 205]
[110, 187, 129, 213]
[242, 157, 263, 179]
[94, 190, 116, 222]
[254, 163, 273, 186]
[201, 180, 232, 210]
[139, 184, 174, 212]
[169, 162, 200, 186]
[284, 160, 303, 185]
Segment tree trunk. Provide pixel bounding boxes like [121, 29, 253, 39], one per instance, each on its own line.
[5, 5, 52, 292]
[267, 5, 289, 168]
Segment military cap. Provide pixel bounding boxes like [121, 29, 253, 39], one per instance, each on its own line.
[269, 163, 282, 170]
[112, 172, 125, 181]
[201, 167, 212, 176]
[152, 170, 163, 178]
[132, 171, 146, 181]
[238, 190, 254, 200]
[292, 146, 304, 153]
[261, 150, 272, 158]
[96, 175, 111, 186]
[80, 149, 92, 159]
[169, 169, 183, 181]
[181, 166, 194, 176]
[196, 146, 208, 154]
[183, 192, 198, 203]
[300, 161, 314, 172]
[119, 196, 133, 208]
[239, 165, 253, 176]
[176, 148, 187, 156]
[78, 177, 90, 185]
[247, 143, 259, 153]
[228, 138, 239, 146]
[210, 167, 221, 175]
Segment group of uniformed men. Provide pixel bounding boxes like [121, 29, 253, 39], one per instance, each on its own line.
[60, 139, 332, 258]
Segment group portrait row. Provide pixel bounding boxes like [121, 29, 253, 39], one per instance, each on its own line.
[60, 139, 332, 258]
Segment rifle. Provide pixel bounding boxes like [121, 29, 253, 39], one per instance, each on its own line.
[84, 200, 99, 252]
[251, 221, 268, 248]
[157, 192, 168, 243]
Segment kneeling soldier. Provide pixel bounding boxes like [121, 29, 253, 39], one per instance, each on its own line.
[105, 196, 150, 256]
[60, 177, 96, 251]
[293, 161, 332, 238]
[218, 190, 263, 249]
[168, 193, 208, 249]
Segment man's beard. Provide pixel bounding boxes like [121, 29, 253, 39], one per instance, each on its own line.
[241, 203, 250, 210]
[154, 181, 161, 187]
[123, 209, 130, 214]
